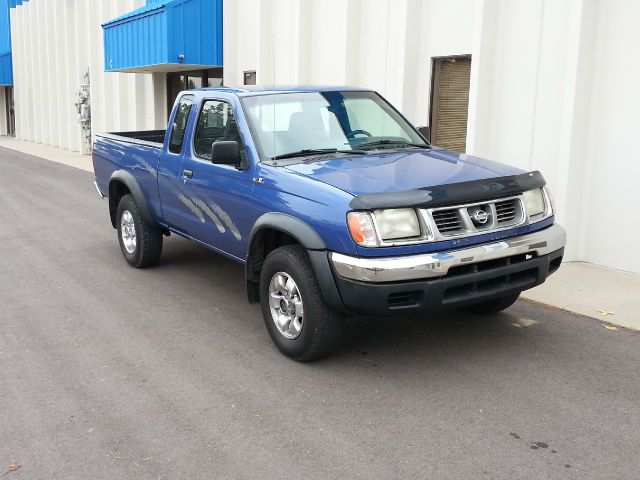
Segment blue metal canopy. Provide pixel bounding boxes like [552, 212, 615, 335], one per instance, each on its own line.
[0, 0, 12, 85]
[103, 0, 223, 73]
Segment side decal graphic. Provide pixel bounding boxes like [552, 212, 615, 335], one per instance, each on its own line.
[192, 197, 226, 233]
[136, 156, 158, 178]
[173, 186, 242, 242]
[209, 201, 242, 241]
[177, 193, 206, 223]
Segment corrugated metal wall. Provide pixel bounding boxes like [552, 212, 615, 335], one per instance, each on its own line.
[168, 0, 223, 68]
[9, 0, 165, 153]
[104, 10, 168, 71]
[103, 0, 222, 73]
[0, 0, 12, 85]
[0, 53, 12, 85]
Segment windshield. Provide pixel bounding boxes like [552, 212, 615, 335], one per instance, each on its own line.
[241, 91, 428, 160]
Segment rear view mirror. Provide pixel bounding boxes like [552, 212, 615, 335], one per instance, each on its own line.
[211, 141, 241, 168]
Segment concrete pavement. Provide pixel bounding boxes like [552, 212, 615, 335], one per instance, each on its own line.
[0, 136, 93, 172]
[523, 262, 640, 331]
[2, 147, 640, 479]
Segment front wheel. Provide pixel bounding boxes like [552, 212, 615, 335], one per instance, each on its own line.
[259, 245, 344, 361]
[461, 292, 521, 315]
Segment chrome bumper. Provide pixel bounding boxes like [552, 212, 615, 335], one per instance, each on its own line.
[331, 224, 566, 283]
[93, 181, 105, 199]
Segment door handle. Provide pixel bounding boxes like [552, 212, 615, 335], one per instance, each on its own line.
[182, 169, 193, 179]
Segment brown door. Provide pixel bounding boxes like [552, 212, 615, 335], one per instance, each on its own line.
[429, 56, 471, 152]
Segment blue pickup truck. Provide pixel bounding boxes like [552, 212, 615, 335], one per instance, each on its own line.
[93, 86, 566, 361]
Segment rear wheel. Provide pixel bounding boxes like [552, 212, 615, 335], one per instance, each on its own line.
[259, 245, 344, 361]
[116, 194, 163, 268]
[461, 292, 521, 315]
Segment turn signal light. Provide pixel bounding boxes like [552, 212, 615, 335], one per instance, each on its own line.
[347, 212, 378, 247]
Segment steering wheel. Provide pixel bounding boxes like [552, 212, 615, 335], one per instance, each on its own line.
[347, 129, 372, 138]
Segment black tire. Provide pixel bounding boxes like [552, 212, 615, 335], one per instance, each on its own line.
[116, 194, 163, 268]
[259, 245, 344, 361]
[462, 292, 521, 315]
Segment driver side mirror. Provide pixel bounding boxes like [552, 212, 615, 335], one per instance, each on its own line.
[211, 141, 241, 168]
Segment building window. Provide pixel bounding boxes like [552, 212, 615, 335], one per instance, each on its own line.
[167, 67, 223, 118]
[244, 71, 256, 86]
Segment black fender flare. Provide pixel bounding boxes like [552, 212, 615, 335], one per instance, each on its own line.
[248, 213, 327, 254]
[245, 213, 345, 312]
[108, 170, 155, 228]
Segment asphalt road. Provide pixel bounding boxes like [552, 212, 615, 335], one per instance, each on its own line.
[1, 148, 639, 480]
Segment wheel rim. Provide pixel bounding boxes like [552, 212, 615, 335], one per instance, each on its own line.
[268, 272, 304, 340]
[120, 210, 137, 254]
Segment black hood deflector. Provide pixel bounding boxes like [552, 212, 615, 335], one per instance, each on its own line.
[349, 171, 546, 210]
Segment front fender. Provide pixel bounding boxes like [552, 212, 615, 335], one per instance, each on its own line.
[245, 213, 345, 312]
[248, 212, 327, 252]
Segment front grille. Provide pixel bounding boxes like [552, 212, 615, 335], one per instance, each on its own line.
[495, 199, 518, 225]
[447, 253, 530, 277]
[443, 268, 538, 304]
[443, 254, 540, 304]
[427, 195, 525, 238]
[432, 209, 464, 234]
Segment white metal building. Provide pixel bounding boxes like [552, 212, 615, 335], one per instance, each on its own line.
[3, 0, 167, 154]
[1, 0, 639, 275]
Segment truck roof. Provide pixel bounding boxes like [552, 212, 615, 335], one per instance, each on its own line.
[190, 85, 374, 97]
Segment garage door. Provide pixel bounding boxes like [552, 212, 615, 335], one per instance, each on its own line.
[429, 57, 471, 152]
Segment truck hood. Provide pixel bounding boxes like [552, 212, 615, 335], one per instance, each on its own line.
[283, 148, 525, 196]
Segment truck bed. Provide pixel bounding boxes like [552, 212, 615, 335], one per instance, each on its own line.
[92, 130, 166, 224]
[96, 130, 166, 148]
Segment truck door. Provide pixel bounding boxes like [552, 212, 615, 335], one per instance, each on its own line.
[157, 94, 197, 231]
[173, 98, 256, 260]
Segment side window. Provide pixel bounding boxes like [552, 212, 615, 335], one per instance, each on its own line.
[169, 96, 194, 154]
[194, 100, 242, 158]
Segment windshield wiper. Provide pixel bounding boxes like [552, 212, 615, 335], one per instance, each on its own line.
[272, 148, 367, 161]
[357, 139, 431, 150]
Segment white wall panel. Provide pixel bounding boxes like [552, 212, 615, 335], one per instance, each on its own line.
[578, 0, 640, 273]
[9, 0, 163, 153]
[223, 0, 474, 127]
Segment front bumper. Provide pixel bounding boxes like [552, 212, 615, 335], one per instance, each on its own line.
[320, 224, 566, 314]
[331, 224, 566, 283]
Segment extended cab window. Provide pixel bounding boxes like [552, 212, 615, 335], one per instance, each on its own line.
[194, 100, 242, 159]
[169, 96, 194, 154]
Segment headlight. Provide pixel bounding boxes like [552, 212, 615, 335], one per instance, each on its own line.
[374, 208, 421, 240]
[348, 209, 423, 247]
[523, 188, 546, 219]
[543, 186, 556, 215]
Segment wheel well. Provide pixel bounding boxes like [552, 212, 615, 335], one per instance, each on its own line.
[246, 228, 300, 303]
[108, 180, 131, 228]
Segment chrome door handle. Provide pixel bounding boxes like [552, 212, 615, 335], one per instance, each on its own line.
[182, 169, 193, 179]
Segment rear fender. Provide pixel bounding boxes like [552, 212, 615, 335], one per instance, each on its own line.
[108, 170, 155, 228]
